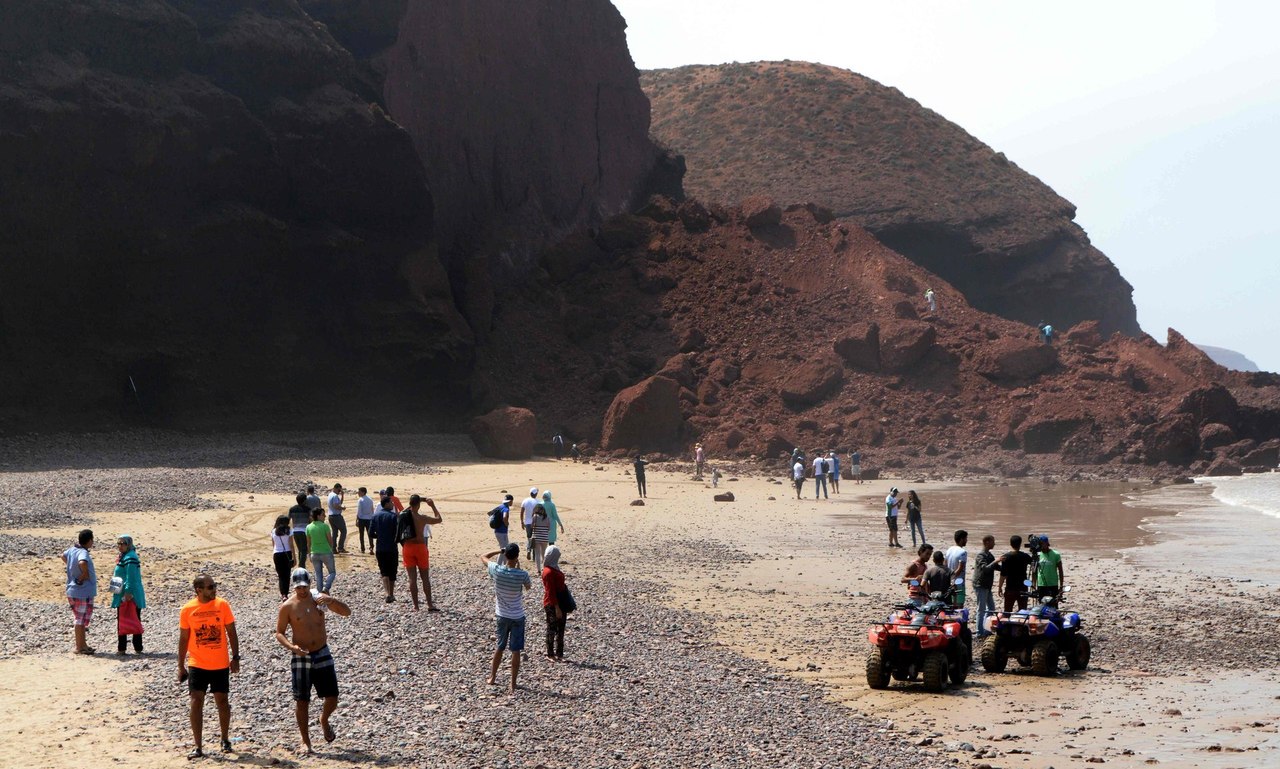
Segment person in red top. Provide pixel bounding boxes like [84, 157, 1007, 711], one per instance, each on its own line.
[178, 573, 240, 759]
[380, 487, 404, 513]
[902, 544, 933, 600]
[541, 545, 567, 661]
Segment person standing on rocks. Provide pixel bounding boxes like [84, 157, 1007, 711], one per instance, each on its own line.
[792, 456, 805, 499]
[354, 486, 375, 554]
[111, 534, 146, 655]
[850, 449, 863, 484]
[812, 451, 829, 499]
[905, 490, 926, 547]
[178, 573, 240, 758]
[62, 528, 97, 655]
[885, 488, 903, 547]
[945, 530, 969, 607]
[973, 535, 997, 637]
[288, 493, 312, 568]
[633, 457, 648, 498]
[541, 544, 567, 661]
[520, 487, 540, 557]
[694, 442, 706, 479]
[827, 451, 840, 494]
[402, 494, 443, 612]
[542, 490, 565, 548]
[275, 568, 351, 756]
[481, 543, 532, 693]
[994, 535, 1034, 612]
[306, 510, 337, 593]
[326, 483, 347, 554]
[370, 495, 400, 603]
[570, 443, 581, 462]
[925, 287, 937, 314]
[271, 516, 296, 599]
[902, 543, 933, 601]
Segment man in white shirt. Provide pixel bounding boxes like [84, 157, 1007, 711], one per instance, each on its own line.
[885, 488, 903, 548]
[792, 460, 805, 500]
[354, 487, 375, 554]
[521, 487, 540, 559]
[326, 484, 347, 554]
[945, 529, 969, 607]
[811, 453, 828, 499]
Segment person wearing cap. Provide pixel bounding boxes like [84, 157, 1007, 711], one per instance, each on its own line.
[480, 543, 531, 693]
[885, 488, 903, 548]
[492, 494, 514, 549]
[178, 573, 240, 759]
[326, 484, 347, 554]
[521, 487, 540, 557]
[1031, 535, 1065, 599]
[275, 568, 351, 755]
[401, 494, 443, 611]
[369, 496, 400, 602]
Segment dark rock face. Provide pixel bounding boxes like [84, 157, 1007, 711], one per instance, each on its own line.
[879, 322, 937, 372]
[641, 62, 1140, 336]
[0, 0, 471, 427]
[469, 406, 537, 459]
[833, 323, 881, 370]
[1142, 414, 1200, 465]
[779, 358, 844, 407]
[601, 375, 683, 451]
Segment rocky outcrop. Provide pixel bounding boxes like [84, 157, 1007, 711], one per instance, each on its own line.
[641, 62, 1139, 336]
[469, 406, 537, 459]
[601, 376, 683, 451]
[879, 322, 937, 372]
[974, 339, 1058, 382]
[780, 358, 844, 407]
[833, 323, 881, 370]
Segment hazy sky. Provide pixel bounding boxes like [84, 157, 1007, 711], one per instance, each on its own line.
[613, 0, 1279, 372]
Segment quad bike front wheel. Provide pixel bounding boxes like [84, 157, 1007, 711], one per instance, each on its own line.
[922, 651, 949, 692]
[949, 642, 970, 685]
[980, 637, 1008, 673]
[1066, 634, 1091, 670]
[1031, 639, 1060, 676]
[866, 648, 891, 689]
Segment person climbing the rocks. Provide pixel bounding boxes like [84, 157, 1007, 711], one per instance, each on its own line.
[1038, 321, 1054, 345]
[885, 487, 903, 547]
[633, 457, 648, 498]
[925, 287, 937, 314]
[902, 543, 933, 601]
[275, 568, 351, 755]
[850, 449, 862, 484]
[827, 451, 840, 494]
[905, 490, 926, 547]
[792, 456, 805, 499]
[812, 451, 829, 499]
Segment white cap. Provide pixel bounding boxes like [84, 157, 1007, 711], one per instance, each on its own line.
[530, 487, 539, 497]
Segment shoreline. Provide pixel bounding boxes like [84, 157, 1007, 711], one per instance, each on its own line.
[1, 433, 1277, 768]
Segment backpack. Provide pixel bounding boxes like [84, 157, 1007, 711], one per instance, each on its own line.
[396, 510, 416, 544]
[488, 505, 506, 530]
[557, 583, 577, 615]
[815, 457, 827, 476]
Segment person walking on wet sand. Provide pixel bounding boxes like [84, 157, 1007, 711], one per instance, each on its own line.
[792, 457, 805, 499]
[276, 568, 351, 755]
[905, 490, 926, 547]
[62, 528, 97, 654]
[633, 456, 648, 498]
[481, 543, 532, 693]
[402, 494, 443, 612]
[885, 488, 903, 548]
[178, 573, 240, 758]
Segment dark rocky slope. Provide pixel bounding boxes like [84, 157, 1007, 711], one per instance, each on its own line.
[640, 61, 1140, 337]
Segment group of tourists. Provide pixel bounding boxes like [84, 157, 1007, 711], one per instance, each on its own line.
[788, 448, 863, 499]
[897, 522, 1067, 638]
[61, 478, 576, 759]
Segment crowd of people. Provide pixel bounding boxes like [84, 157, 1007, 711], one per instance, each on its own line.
[59, 479, 575, 759]
[788, 447, 863, 499]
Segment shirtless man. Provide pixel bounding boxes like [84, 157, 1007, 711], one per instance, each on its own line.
[401, 494, 443, 612]
[274, 568, 351, 755]
[901, 543, 933, 601]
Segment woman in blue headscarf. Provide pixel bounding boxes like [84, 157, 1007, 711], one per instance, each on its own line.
[111, 534, 146, 654]
[541, 490, 565, 545]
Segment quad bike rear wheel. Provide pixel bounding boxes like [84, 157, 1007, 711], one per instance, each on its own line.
[980, 637, 1008, 673]
[1066, 634, 1091, 671]
[866, 648, 890, 689]
[949, 642, 969, 685]
[1031, 640, 1059, 676]
[922, 651, 949, 692]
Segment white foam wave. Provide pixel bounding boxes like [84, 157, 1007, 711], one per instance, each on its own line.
[1197, 473, 1280, 520]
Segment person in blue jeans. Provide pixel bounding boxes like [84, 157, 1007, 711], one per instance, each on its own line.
[973, 535, 997, 637]
[906, 490, 926, 547]
[811, 454, 828, 499]
[481, 543, 531, 693]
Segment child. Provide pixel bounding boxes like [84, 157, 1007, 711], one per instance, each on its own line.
[711, 467, 722, 488]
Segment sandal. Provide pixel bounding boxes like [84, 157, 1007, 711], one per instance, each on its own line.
[187, 747, 204, 760]
[221, 738, 233, 753]
[76, 647, 96, 655]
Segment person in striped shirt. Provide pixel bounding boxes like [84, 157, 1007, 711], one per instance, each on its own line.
[480, 543, 531, 693]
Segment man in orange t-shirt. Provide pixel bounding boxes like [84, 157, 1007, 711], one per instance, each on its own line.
[178, 574, 240, 759]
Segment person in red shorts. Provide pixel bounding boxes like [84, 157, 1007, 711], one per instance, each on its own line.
[401, 494, 443, 612]
[178, 573, 240, 759]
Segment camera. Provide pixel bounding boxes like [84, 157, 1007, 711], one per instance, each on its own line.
[1024, 535, 1043, 554]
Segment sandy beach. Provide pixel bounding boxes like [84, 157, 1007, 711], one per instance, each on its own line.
[1, 433, 1277, 768]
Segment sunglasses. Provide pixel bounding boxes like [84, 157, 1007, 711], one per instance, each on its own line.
[198, 583, 218, 590]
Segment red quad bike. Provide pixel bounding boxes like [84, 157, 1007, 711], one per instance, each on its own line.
[867, 581, 970, 692]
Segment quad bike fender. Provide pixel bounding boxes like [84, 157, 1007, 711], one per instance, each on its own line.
[1062, 612, 1081, 629]
[919, 628, 948, 650]
[1042, 622, 1060, 639]
[869, 626, 889, 646]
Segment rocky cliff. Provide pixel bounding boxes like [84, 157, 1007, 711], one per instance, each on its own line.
[640, 62, 1140, 337]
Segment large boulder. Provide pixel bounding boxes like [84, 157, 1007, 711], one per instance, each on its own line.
[1142, 413, 1200, 465]
[1017, 417, 1089, 454]
[833, 322, 881, 370]
[601, 375, 683, 451]
[469, 407, 537, 459]
[1198, 423, 1237, 451]
[1175, 384, 1239, 429]
[779, 358, 844, 407]
[879, 322, 937, 372]
[1203, 457, 1243, 477]
[974, 338, 1058, 382]
[741, 195, 782, 229]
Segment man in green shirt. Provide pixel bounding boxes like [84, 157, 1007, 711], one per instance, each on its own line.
[1032, 535, 1064, 599]
[306, 510, 337, 593]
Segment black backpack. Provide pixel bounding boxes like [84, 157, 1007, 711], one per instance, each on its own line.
[488, 505, 506, 530]
[395, 510, 416, 544]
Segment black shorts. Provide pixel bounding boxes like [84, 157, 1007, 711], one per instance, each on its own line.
[376, 549, 399, 580]
[886, 516, 899, 532]
[291, 646, 339, 701]
[188, 666, 230, 695]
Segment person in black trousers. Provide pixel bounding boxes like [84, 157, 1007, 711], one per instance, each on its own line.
[633, 455, 648, 498]
[271, 516, 295, 599]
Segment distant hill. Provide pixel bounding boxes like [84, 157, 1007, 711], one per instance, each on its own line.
[1196, 345, 1261, 372]
[641, 61, 1139, 337]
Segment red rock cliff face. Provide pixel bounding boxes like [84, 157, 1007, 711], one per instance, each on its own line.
[380, 0, 678, 331]
[641, 62, 1140, 337]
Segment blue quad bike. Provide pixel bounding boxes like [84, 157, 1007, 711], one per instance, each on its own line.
[980, 582, 1090, 676]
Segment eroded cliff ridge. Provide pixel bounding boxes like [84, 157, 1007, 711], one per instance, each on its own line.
[641, 62, 1139, 336]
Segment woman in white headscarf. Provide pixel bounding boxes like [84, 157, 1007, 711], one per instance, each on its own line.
[541, 545, 567, 661]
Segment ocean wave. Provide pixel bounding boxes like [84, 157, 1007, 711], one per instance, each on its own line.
[1197, 473, 1280, 519]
